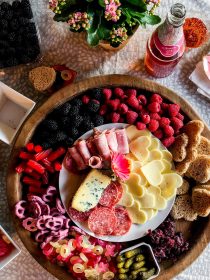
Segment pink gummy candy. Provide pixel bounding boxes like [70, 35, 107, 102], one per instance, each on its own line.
[22, 217, 38, 232]
[14, 200, 27, 219]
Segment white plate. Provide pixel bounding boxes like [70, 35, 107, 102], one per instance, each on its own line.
[59, 123, 175, 242]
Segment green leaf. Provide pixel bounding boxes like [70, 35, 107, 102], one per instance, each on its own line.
[98, 0, 105, 8]
[122, 0, 147, 11]
[53, 14, 69, 22]
[87, 8, 103, 46]
[141, 14, 161, 25]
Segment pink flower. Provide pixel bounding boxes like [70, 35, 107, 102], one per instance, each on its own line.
[49, 0, 58, 8]
[104, 0, 121, 22]
[105, 244, 116, 257]
[111, 152, 130, 181]
[97, 261, 109, 273]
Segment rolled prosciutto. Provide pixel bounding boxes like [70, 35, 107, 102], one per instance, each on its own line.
[88, 156, 103, 169]
[76, 140, 91, 164]
[86, 138, 98, 155]
[68, 146, 86, 170]
[93, 133, 110, 160]
[115, 128, 129, 154]
[106, 129, 118, 152]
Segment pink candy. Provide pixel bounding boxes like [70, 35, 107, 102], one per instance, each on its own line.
[22, 217, 37, 232]
[15, 200, 27, 219]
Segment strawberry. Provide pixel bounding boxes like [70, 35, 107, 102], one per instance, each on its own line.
[126, 111, 138, 124]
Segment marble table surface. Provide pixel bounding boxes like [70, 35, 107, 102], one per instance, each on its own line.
[0, 0, 209, 279]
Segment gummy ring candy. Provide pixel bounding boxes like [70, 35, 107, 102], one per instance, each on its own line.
[35, 230, 49, 243]
[93, 245, 104, 255]
[60, 244, 71, 258]
[45, 217, 63, 231]
[73, 263, 85, 274]
[102, 271, 115, 280]
[22, 217, 38, 232]
[56, 198, 66, 214]
[79, 252, 88, 263]
[14, 200, 27, 219]
[29, 202, 42, 218]
[70, 256, 83, 265]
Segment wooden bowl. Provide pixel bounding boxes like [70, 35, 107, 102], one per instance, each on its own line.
[7, 75, 210, 280]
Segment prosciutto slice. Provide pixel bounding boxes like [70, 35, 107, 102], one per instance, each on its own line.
[115, 128, 129, 154]
[106, 129, 118, 152]
[76, 140, 91, 164]
[93, 133, 110, 160]
[68, 147, 86, 170]
[86, 138, 98, 155]
[88, 156, 103, 169]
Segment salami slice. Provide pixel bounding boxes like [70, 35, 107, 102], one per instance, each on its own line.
[112, 206, 132, 236]
[99, 182, 119, 208]
[88, 207, 117, 236]
[114, 182, 123, 204]
[69, 206, 92, 222]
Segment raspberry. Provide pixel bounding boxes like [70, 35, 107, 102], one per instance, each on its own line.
[168, 104, 180, 117]
[163, 125, 174, 137]
[171, 117, 183, 131]
[159, 109, 163, 115]
[110, 112, 120, 123]
[162, 136, 175, 148]
[126, 89, 137, 97]
[148, 119, 159, 132]
[114, 88, 124, 98]
[136, 122, 146, 130]
[141, 114, 150, 124]
[102, 88, 112, 100]
[176, 113, 184, 121]
[137, 104, 143, 112]
[126, 96, 139, 110]
[140, 108, 149, 116]
[159, 117, 170, 127]
[119, 103, 128, 114]
[150, 93, 163, 103]
[99, 104, 107, 116]
[153, 129, 164, 139]
[119, 117, 124, 123]
[126, 111, 138, 124]
[137, 95, 147, 106]
[82, 95, 90, 104]
[161, 103, 169, 111]
[150, 113, 161, 120]
[148, 102, 161, 113]
[108, 99, 120, 111]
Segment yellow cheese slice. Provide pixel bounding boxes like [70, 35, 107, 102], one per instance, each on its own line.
[141, 160, 164, 186]
[162, 159, 173, 173]
[147, 186, 167, 210]
[140, 208, 154, 220]
[152, 209, 158, 218]
[147, 149, 163, 162]
[125, 173, 145, 197]
[162, 150, 173, 162]
[159, 173, 183, 199]
[149, 137, 160, 150]
[118, 184, 135, 207]
[126, 125, 151, 141]
[126, 201, 148, 224]
[131, 162, 148, 187]
[72, 169, 111, 212]
[130, 136, 151, 162]
[135, 190, 155, 208]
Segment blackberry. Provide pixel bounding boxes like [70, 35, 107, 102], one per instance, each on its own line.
[12, 1, 21, 10]
[41, 142, 52, 150]
[68, 105, 79, 116]
[0, 40, 9, 48]
[65, 137, 74, 147]
[87, 100, 100, 113]
[69, 127, 79, 139]
[82, 112, 91, 122]
[20, 54, 31, 64]
[8, 32, 16, 42]
[71, 98, 83, 107]
[42, 119, 58, 132]
[21, 0, 31, 9]
[60, 117, 71, 129]
[0, 19, 8, 30]
[7, 48, 16, 57]
[23, 7, 33, 19]
[93, 115, 104, 126]
[70, 115, 83, 127]
[91, 88, 103, 101]
[26, 22, 37, 34]
[4, 10, 13, 20]
[1, 2, 11, 11]
[19, 17, 29, 26]
[55, 131, 67, 142]
[0, 9, 5, 18]
[16, 35, 22, 45]
[6, 57, 18, 67]
[56, 103, 72, 116]
[81, 120, 94, 131]
[10, 19, 20, 31]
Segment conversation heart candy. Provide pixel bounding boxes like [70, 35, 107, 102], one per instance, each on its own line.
[141, 160, 164, 186]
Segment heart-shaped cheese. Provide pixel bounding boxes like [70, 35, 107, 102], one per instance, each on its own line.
[162, 150, 173, 162]
[131, 162, 148, 186]
[130, 136, 151, 162]
[140, 208, 155, 220]
[147, 149, 163, 162]
[119, 184, 135, 207]
[126, 201, 148, 224]
[149, 137, 160, 150]
[147, 186, 167, 210]
[162, 159, 173, 173]
[159, 173, 183, 199]
[135, 189, 155, 208]
[126, 125, 151, 141]
[125, 173, 145, 197]
[141, 160, 164, 186]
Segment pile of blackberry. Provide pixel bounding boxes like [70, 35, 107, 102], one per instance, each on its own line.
[0, 0, 40, 68]
[32, 89, 105, 149]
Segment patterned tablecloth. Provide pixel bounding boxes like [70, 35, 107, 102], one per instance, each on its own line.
[0, 0, 209, 279]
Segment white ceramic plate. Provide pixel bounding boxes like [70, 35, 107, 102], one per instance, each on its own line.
[59, 123, 175, 242]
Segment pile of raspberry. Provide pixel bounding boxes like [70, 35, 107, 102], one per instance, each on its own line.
[81, 88, 184, 147]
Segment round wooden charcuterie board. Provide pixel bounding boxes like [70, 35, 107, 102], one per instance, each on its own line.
[6, 75, 210, 280]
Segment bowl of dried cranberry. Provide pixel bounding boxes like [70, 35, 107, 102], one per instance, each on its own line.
[7, 75, 210, 280]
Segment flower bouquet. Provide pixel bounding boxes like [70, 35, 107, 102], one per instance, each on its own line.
[49, 0, 161, 49]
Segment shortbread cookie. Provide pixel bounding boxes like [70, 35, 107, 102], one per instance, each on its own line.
[171, 194, 197, 221]
[192, 185, 210, 217]
[176, 179, 190, 195]
[187, 155, 210, 183]
[169, 133, 188, 162]
[197, 136, 210, 156]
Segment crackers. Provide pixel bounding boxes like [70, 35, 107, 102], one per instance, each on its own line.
[169, 133, 188, 162]
[192, 185, 210, 217]
[29, 66, 56, 92]
[197, 136, 210, 156]
[176, 179, 190, 195]
[171, 194, 197, 221]
[187, 155, 210, 183]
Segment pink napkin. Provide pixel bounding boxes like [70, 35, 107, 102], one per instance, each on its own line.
[189, 55, 210, 99]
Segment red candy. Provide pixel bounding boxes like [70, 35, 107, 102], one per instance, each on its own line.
[26, 142, 34, 152]
[27, 160, 45, 174]
[35, 149, 52, 161]
[47, 147, 66, 162]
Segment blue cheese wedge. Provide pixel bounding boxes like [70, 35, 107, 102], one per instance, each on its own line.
[71, 169, 111, 212]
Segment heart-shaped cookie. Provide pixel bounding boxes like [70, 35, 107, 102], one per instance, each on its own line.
[130, 136, 151, 162]
[141, 160, 164, 186]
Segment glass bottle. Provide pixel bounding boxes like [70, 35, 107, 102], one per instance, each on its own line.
[144, 3, 186, 78]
